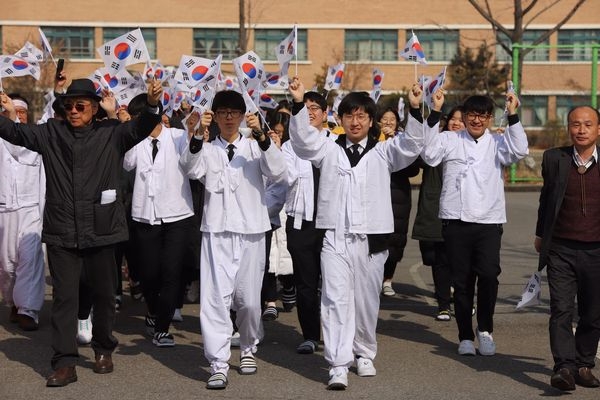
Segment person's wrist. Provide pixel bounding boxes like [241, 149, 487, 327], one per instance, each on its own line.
[252, 129, 265, 141]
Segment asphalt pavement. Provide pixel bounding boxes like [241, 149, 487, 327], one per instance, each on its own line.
[1, 190, 599, 400]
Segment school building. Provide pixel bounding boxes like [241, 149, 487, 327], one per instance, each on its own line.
[1, 0, 599, 128]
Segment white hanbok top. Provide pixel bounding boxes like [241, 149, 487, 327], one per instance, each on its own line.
[180, 134, 287, 234]
[124, 126, 194, 225]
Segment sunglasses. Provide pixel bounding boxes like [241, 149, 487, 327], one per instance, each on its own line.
[64, 103, 89, 112]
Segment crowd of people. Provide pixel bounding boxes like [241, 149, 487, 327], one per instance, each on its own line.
[0, 64, 599, 393]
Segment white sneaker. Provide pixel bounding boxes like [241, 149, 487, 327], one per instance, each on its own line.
[172, 308, 183, 322]
[327, 367, 348, 390]
[76, 316, 93, 345]
[230, 331, 240, 348]
[381, 281, 396, 297]
[356, 357, 377, 377]
[458, 339, 476, 356]
[476, 329, 496, 356]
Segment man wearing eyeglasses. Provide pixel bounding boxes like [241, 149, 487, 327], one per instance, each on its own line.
[282, 91, 337, 356]
[0, 93, 46, 333]
[288, 77, 426, 390]
[0, 76, 163, 387]
[180, 90, 286, 390]
[421, 90, 528, 358]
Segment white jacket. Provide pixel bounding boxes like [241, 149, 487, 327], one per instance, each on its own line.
[290, 107, 423, 236]
[180, 135, 287, 234]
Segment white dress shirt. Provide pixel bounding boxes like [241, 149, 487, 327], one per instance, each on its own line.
[421, 123, 529, 223]
[124, 126, 194, 225]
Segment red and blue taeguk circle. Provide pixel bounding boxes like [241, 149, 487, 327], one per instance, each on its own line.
[192, 65, 209, 81]
[103, 74, 119, 88]
[114, 43, 131, 60]
[242, 63, 257, 79]
[334, 70, 344, 84]
[12, 59, 28, 70]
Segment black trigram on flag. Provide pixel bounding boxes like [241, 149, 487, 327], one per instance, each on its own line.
[133, 49, 143, 60]
[182, 72, 189, 81]
[242, 78, 249, 86]
[111, 61, 121, 71]
[120, 93, 128, 100]
[126, 34, 137, 43]
[104, 46, 111, 56]
[278, 45, 285, 55]
[201, 83, 210, 91]
[121, 77, 128, 85]
[4, 68, 14, 75]
[247, 54, 257, 62]
[185, 59, 195, 68]
[199, 98, 208, 106]
[407, 55, 416, 61]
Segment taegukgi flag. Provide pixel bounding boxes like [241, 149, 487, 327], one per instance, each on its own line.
[233, 51, 265, 91]
[400, 32, 428, 65]
[324, 63, 345, 91]
[97, 28, 150, 73]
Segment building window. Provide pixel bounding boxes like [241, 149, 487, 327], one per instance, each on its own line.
[557, 30, 600, 61]
[41, 27, 95, 59]
[103, 28, 156, 59]
[410, 30, 458, 62]
[254, 29, 307, 61]
[345, 30, 397, 61]
[193, 29, 239, 59]
[556, 95, 594, 125]
[520, 95, 548, 127]
[496, 31, 549, 62]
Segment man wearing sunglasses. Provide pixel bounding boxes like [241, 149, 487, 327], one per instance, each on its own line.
[421, 90, 528, 358]
[0, 76, 163, 387]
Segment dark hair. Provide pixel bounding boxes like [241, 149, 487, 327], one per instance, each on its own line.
[442, 105, 465, 131]
[211, 90, 246, 113]
[376, 107, 400, 131]
[303, 91, 327, 111]
[269, 112, 290, 143]
[275, 99, 291, 114]
[51, 99, 66, 119]
[567, 105, 600, 125]
[127, 93, 148, 118]
[337, 92, 376, 120]
[462, 95, 494, 115]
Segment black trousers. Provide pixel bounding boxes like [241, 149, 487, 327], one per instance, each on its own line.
[286, 217, 324, 342]
[47, 244, 119, 369]
[442, 220, 502, 341]
[419, 240, 452, 311]
[547, 239, 600, 372]
[132, 217, 194, 333]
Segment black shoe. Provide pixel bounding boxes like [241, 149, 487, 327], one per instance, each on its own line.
[17, 314, 39, 331]
[551, 368, 576, 391]
[261, 306, 278, 321]
[575, 367, 600, 388]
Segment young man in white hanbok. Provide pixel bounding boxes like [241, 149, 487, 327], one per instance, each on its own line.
[288, 77, 426, 390]
[179, 90, 286, 390]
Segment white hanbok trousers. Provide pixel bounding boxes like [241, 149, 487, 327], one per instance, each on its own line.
[320, 230, 387, 368]
[0, 205, 45, 320]
[200, 231, 265, 374]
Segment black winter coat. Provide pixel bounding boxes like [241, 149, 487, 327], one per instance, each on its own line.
[0, 109, 161, 249]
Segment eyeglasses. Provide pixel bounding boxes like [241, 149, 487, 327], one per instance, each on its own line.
[64, 103, 89, 113]
[465, 112, 492, 122]
[216, 109, 243, 118]
[306, 105, 323, 113]
[342, 113, 370, 123]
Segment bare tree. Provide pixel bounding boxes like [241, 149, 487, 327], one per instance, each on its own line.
[467, 0, 587, 90]
[238, 0, 247, 55]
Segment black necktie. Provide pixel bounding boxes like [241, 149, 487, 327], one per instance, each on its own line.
[227, 144, 235, 161]
[151, 139, 159, 162]
[348, 143, 361, 167]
